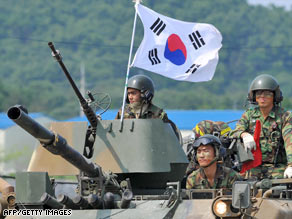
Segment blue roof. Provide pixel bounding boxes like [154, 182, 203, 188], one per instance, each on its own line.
[3, 109, 291, 130]
[0, 112, 47, 129]
[65, 109, 245, 130]
[166, 110, 244, 130]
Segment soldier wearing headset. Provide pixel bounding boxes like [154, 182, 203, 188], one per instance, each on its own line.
[186, 134, 241, 189]
[231, 74, 292, 179]
[115, 75, 168, 121]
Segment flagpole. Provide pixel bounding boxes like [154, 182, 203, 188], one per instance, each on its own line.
[119, 0, 141, 131]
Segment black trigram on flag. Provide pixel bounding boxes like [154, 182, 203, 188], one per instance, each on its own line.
[186, 64, 201, 74]
[150, 18, 166, 36]
[188, 31, 205, 50]
[148, 48, 161, 65]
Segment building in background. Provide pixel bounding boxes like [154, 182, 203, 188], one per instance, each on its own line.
[0, 113, 54, 174]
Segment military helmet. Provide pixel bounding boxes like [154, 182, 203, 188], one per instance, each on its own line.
[214, 121, 232, 137]
[248, 74, 283, 103]
[193, 120, 213, 138]
[193, 120, 231, 138]
[193, 134, 226, 161]
[126, 75, 154, 103]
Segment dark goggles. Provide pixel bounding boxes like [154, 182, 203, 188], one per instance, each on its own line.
[193, 136, 219, 148]
[255, 90, 273, 97]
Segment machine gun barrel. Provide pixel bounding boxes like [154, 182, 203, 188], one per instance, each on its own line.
[7, 106, 101, 177]
[48, 42, 98, 129]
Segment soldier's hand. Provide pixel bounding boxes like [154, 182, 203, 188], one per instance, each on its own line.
[241, 133, 256, 152]
[284, 166, 292, 178]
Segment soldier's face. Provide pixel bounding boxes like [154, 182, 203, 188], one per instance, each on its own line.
[127, 88, 141, 104]
[255, 90, 274, 109]
[196, 145, 215, 167]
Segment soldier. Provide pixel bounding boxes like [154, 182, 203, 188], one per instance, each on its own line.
[186, 134, 241, 189]
[115, 75, 168, 121]
[185, 120, 232, 175]
[231, 74, 292, 179]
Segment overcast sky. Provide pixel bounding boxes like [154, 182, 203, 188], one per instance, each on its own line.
[248, 0, 292, 10]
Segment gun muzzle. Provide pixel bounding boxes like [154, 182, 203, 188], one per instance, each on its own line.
[40, 193, 64, 209]
[120, 189, 133, 209]
[7, 106, 54, 144]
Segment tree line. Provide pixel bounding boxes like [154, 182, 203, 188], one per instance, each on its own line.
[0, 0, 292, 119]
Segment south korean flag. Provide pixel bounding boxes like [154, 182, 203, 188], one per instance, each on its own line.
[131, 4, 222, 82]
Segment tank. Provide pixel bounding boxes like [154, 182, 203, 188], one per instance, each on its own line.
[2, 43, 292, 218]
[4, 106, 292, 218]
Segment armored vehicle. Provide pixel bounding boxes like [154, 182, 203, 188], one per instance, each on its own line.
[2, 43, 292, 218]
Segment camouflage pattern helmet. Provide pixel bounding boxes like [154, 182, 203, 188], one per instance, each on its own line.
[193, 120, 213, 138]
[214, 121, 232, 137]
[193, 134, 226, 161]
[127, 75, 155, 103]
[193, 120, 231, 138]
[248, 74, 283, 103]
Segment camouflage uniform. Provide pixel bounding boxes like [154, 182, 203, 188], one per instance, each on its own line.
[185, 160, 199, 176]
[186, 164, 241, 189]
[231, 106, 292, 179]
[115, 103, 168, 121]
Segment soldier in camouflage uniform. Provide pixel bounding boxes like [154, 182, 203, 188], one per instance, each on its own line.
[185, 120, 232, 175]
[186, 134, 241, 189]
[231, 74, 292, 179]
[115, 75, 168, 121]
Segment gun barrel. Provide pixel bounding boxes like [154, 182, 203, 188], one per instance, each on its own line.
[48, 42, 98, 129]
[7, 105, 100, 177]
[7, 106, 54, 144]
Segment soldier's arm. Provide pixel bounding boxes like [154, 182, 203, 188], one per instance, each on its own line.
[229, 110, 250, 139]
[160, 110, 183, 142]
[158, 110, 169, 122]
[227, 170, 242, 188]
[282, 111, 292, 165]
[186, 171, 197, 189]
[148, 104, 167, 121]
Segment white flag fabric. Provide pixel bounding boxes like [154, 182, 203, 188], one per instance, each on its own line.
[131, 4, 222, 82]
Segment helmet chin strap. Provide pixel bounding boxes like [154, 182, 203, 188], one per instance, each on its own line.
[201, 157, 217, 168]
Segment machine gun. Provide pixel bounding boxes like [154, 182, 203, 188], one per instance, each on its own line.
[7, 105, 132, 210]
[48, 42, 111, 159]
[222, 136, 254, 172]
